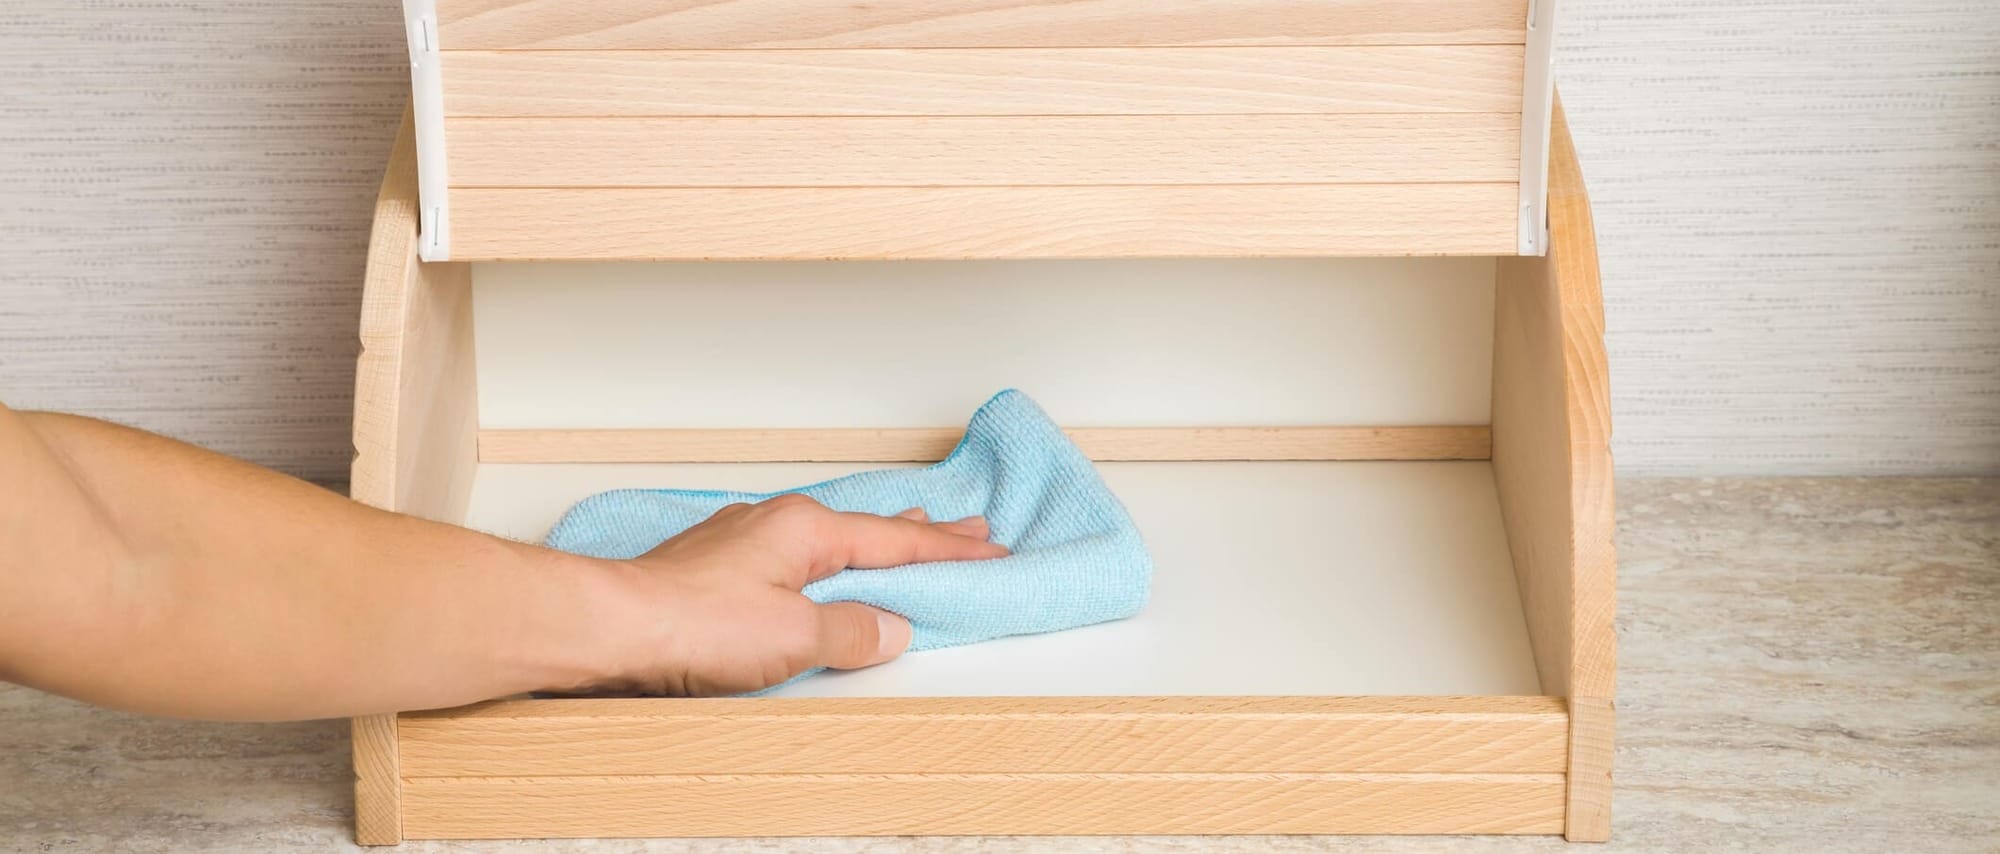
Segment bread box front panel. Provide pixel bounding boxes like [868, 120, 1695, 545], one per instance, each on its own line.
[352, 0, 1610, 844]
[400, 0, 1557, 261]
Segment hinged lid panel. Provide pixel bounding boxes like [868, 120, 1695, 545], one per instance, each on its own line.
[402, 0, 1556, 261]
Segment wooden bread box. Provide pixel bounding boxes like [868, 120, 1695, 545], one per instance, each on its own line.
[351, 0, 1615, 842]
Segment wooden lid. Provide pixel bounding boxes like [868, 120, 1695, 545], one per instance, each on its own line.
[402, 0, 1555, 261]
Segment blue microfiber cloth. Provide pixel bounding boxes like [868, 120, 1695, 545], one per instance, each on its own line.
[542, 389, 1152, 664]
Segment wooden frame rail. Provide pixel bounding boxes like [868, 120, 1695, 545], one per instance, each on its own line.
[477, 425, 1492, 464]
[393, 696, 1570, 839]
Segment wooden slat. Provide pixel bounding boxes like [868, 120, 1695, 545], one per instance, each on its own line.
[448, 114, 1522, 188]
[476, 425, 1492, 464]
[441, 47, 1526, 117]
[403, 772, 1566, 838]
[448, 184, 1519, 260]
[400, 696, 1566, 777]
[437, 0, 1528, 50]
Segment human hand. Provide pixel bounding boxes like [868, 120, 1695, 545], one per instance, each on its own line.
[600, 494, 1008, 697]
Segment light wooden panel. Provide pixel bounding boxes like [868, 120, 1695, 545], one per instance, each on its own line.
[441, 47, 1525, 117]
[1493, 98, 1617, 701]
[451, 184, 1518, 260]
[401, 696, 1567, 777]
[402, 772, 1566, 838]
[448, 114, 1522, 188]
[349, 112, 480, 847]
[436, 0, 1527, 49]
[352, 120, 480, 525]
[473, 258, 1498, 431]
[476, 426, 1492, 464]
[1492, 98, 1618, 841]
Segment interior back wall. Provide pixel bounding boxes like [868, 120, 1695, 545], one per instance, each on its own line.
[2, 0, 1996, 480]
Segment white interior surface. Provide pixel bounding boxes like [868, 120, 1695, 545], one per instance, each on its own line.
[466, 460, 1542, 697]
[473, 258, 1495, 430]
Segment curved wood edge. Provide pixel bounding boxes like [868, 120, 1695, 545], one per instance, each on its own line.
[349, 109, 480, 846]
[1491, 93, 1617, 842]
[1548, 97, 1617, 705]
[1548, 94, 1617, 845]
[347, 108, 420, 850]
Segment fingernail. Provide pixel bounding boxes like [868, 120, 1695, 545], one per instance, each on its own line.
[875, 613, 912, 662]
[896, 507, 928, 522]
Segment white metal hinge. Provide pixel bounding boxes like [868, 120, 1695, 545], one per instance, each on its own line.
[1517, 0, 1557, 256]
[404, 0, 450, 261]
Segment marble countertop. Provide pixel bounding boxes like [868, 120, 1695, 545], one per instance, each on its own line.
[3, 477, 1994, 852]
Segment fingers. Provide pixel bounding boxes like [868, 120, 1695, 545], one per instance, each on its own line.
[818, 509, 1010, 574]
[893, 507, 989, 541]
[816, 602, 913, 670]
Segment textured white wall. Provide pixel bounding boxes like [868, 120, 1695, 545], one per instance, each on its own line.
[2, 1, 1996, 479]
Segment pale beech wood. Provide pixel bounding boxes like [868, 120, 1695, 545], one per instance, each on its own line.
[449, 184, 1519, 260]
[401, 772, 1566, 838]
[448, 114, 1522, 188]
[1492, 96, 1619, 840]
[352, 121, 480, 525]
[436, 0, 1526, 50]
[349, 112, 479, 845]
[1566, 696, 1615, 841]
[475, 425, 1494, 464]
[399, 696, 1565, 777]
[349, 714, 400, 845]
[441, 47, 1525, 117]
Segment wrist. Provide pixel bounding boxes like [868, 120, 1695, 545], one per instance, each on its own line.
[493, 545, 665, 697]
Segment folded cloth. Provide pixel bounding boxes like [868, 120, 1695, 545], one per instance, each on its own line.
[542, 389, 1152, 663]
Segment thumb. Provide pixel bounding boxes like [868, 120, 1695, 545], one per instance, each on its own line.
[815, 602, 913, 670]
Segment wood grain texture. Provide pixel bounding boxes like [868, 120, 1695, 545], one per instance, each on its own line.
[1492, 97, 1619, 840]
[349, 713, 399, 846]
[440, 47, 1525, 117]
[476, 426, 1494, 464]
[447, 114, 1523, 188]
[399, 696, 1566, 777]
[449, 184, 1519, 260]
[350, 119, 479, 524]
[1493, 96, 1618, 700]
[401, 772, 1567, 838]
[1565, 696, 1616, 841]
[436, 0, 1527, 49]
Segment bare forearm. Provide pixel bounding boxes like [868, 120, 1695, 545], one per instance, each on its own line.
[0, 405, 648, 721]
